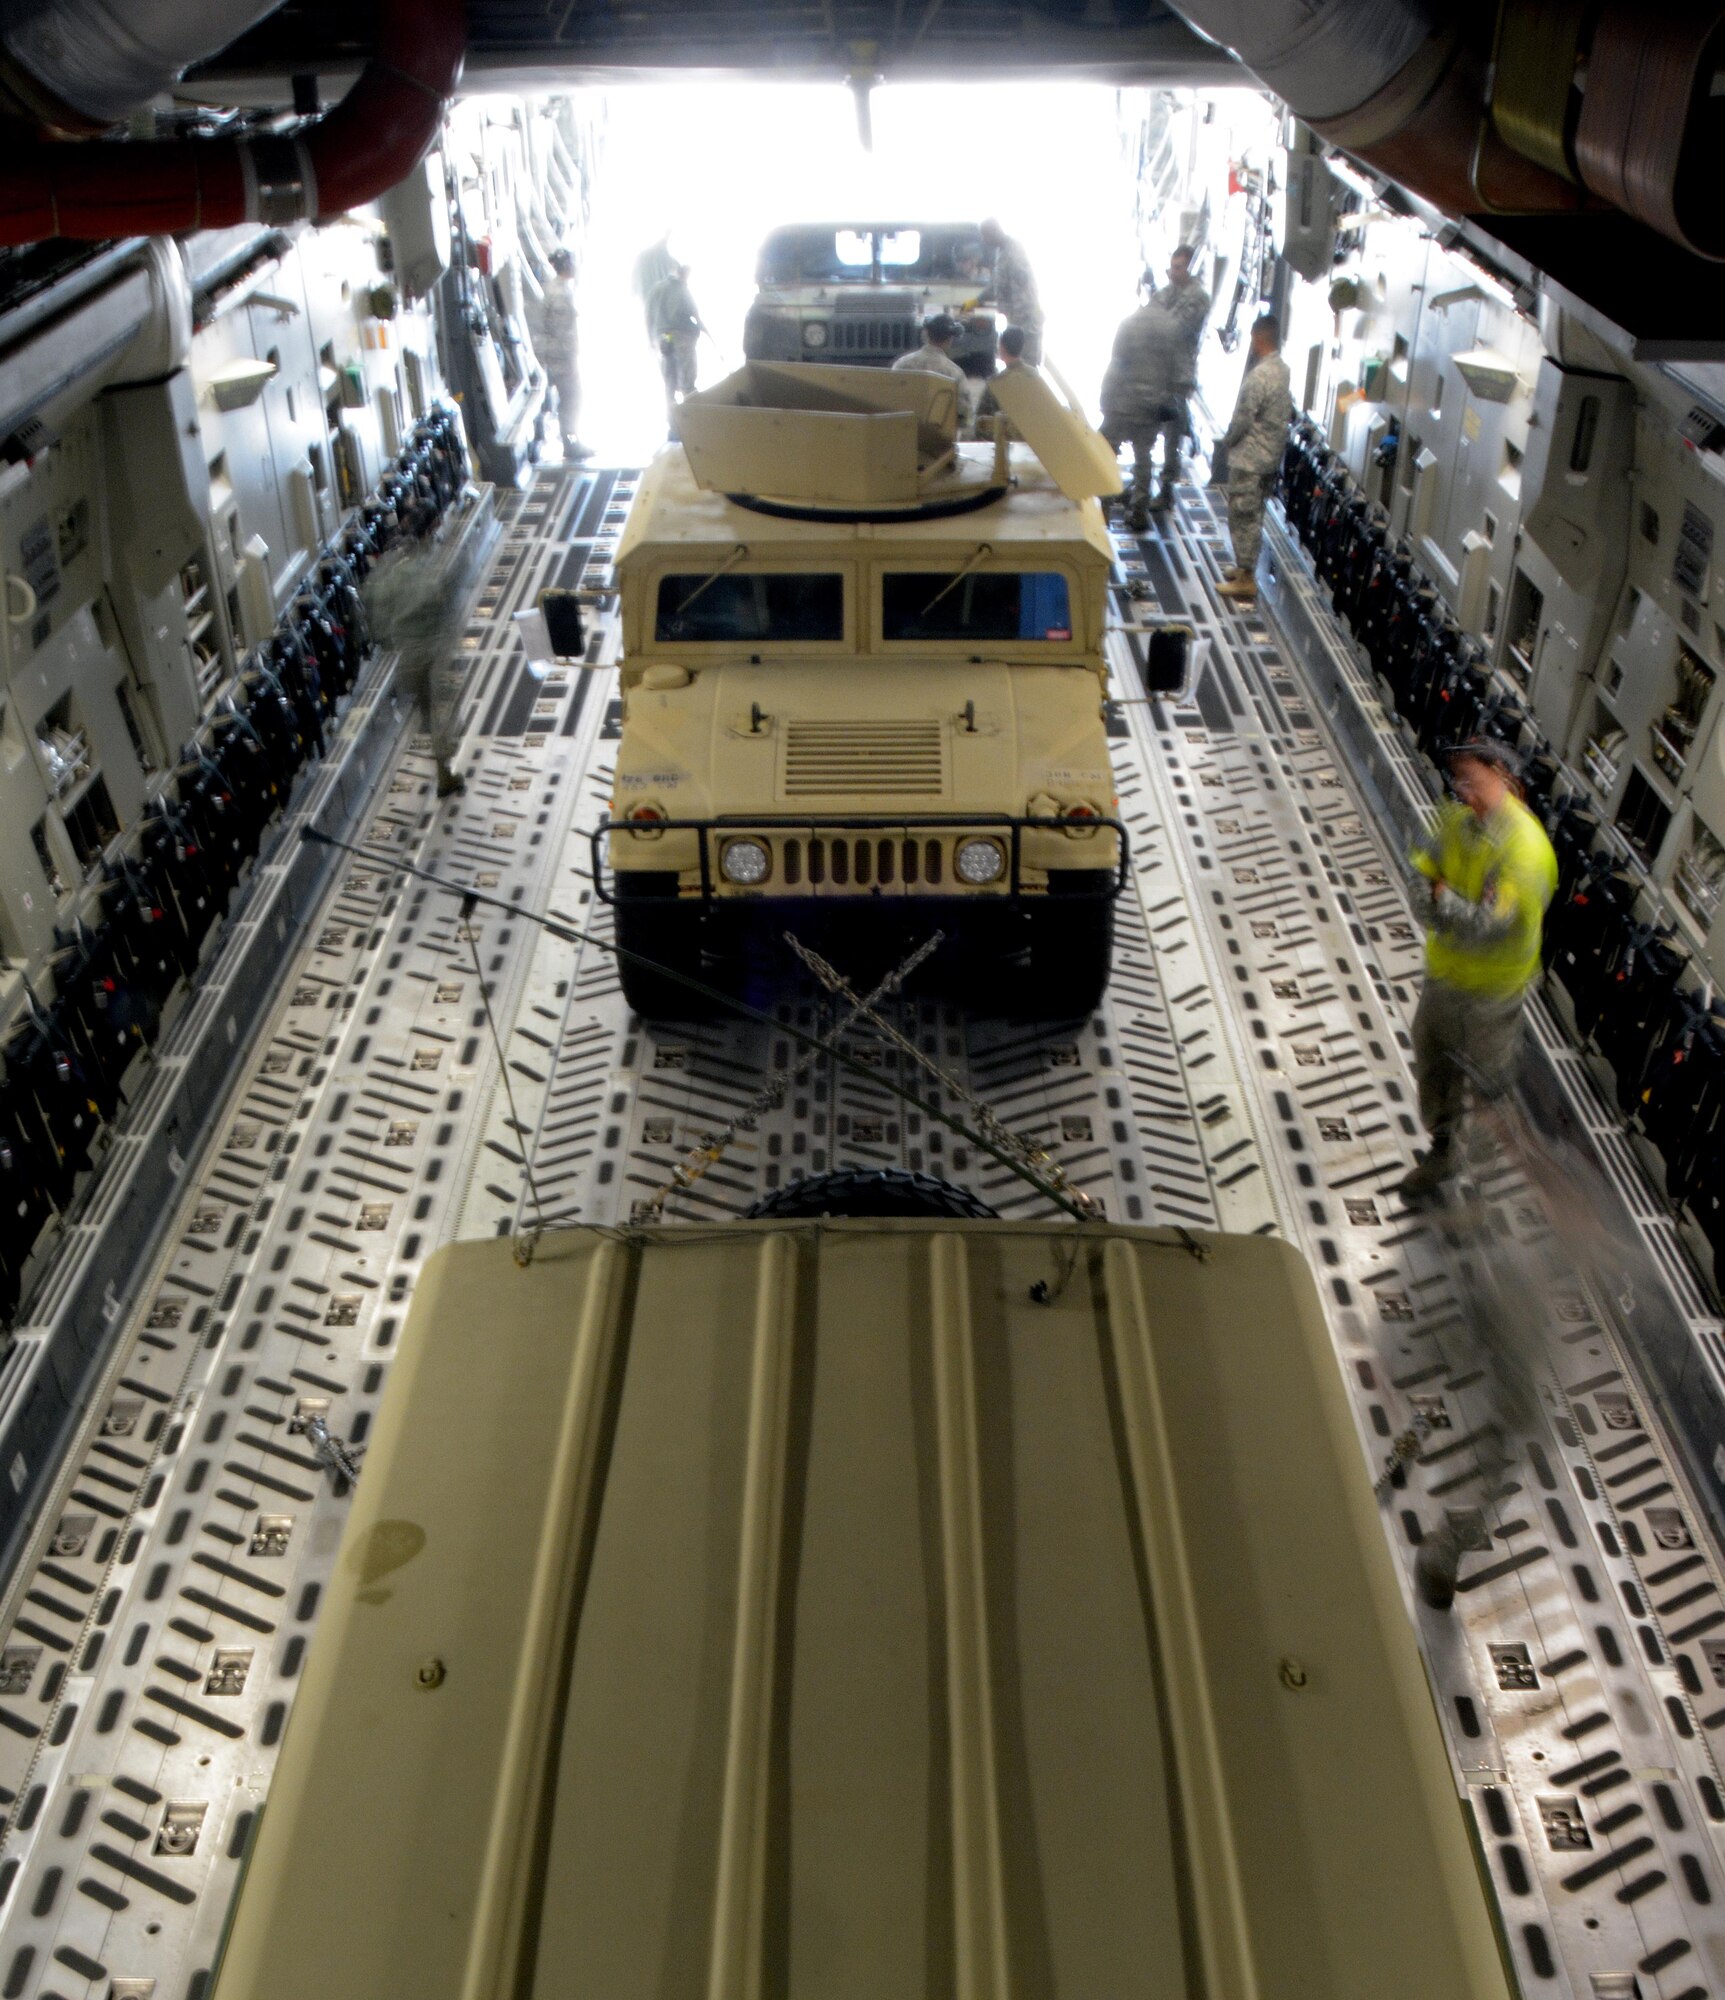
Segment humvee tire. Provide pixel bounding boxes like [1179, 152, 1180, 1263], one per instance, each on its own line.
[613, 874, 716, 1021]
[747, 1167, 996, 1220]
[1010, 870, 1114, 1021]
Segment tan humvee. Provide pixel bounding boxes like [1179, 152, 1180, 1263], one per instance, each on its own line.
[212, 1214, 1514, 2000]
[599, 360, 1129, 1019]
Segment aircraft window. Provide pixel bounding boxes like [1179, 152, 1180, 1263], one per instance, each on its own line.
[655, 573, 845, 642]
[1570, 395, 1600, 474]
[881, 572, 1072, 643]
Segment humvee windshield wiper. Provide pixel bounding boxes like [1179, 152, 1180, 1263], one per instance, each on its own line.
[671, 543, 750, 619]
[921, 542, 994, 616]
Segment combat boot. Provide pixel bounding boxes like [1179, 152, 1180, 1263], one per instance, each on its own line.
[436, 766, 468, 801]
[1217, 576, 1257, 604]
[1123, 499, 1150, 534]
[1397, 1137, 1456, 1204]
[1415, 1517, 1464, 1610]
[1150, 484, 1174, 512]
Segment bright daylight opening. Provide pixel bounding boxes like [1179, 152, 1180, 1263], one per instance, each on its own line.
[549, 79, 1279, 465]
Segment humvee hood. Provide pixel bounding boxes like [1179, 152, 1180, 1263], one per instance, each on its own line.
[617, 661, 1113, 820]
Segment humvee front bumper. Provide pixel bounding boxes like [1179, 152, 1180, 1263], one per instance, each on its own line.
[591, 812, 1129, 903]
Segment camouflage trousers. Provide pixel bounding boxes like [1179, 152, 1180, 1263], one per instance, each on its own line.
[396, 647, 462, 774]
[1411, 977, 1526, 1146]
[1105, 410, 1184, 505]
[547, 361, 580, 446]
[1226, 465, 1277, 575]
[660, 333, 698, 434]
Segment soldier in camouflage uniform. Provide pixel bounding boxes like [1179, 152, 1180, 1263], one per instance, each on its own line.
[1100, 294, 1183, 534]
[647, 262, 703, 441]
[1217, 315, 1293, 606]
[535, 247, 589, 463]
[1148, 245, 1211, 506]
[979, 218, 1044, 366]
[364, 533, 479, 800]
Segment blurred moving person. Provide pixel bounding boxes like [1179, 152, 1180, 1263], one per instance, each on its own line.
[978, 218, 1044, 365]
[1151, 244, 1211, 499]
[537, 247, 590, 464]
[1100, 287, 1183, 534]
[1409, 1076, 1648, 1609]
[1216, 314, 1292, 605]
[1399, 739, 1558, 1204]
[647, 261, 704, 440]
[364, 534, 480, 801]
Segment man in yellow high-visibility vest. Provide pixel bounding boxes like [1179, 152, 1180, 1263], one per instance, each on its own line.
[1398, 739, 1558, 1204]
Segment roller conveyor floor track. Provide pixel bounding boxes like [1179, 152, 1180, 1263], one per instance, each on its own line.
[0, 462, 1720, 1998]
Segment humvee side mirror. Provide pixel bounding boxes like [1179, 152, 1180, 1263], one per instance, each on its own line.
[541, 589, 586, 658]
[511, 588, 592, 664]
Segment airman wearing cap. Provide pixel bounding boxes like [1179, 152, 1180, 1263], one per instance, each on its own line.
[1399, 737, 1558, 1204]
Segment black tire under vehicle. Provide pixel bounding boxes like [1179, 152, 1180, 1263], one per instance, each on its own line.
[613, 875, 718, 1021]
[747, 1167, 997, 1220]
[1001, 871, 1115, 1022]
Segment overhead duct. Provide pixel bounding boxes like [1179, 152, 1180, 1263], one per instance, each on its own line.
[1568, 9, 1725, 260]
[1165, 0, 1722, 258]
[0, 0, 463, 245]
[0, 0, 289, 131]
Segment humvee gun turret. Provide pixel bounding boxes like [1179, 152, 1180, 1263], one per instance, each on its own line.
[597, 361, 1126, 1021]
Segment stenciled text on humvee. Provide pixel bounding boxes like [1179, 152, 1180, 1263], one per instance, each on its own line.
[743, 224, 998, 375]
[592, 360, 1128, 1021]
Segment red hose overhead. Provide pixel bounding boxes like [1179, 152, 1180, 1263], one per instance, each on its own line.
[0, 0, 464, 247]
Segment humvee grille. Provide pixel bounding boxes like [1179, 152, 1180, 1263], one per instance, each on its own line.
[784, 720, 945, 796]
[827, 317, 917, 356]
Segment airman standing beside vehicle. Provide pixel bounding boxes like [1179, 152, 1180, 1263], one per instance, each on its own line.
[892, 313, 973, 428]
[647, 261, 703, 440]
[633, 232, 676, 334]
[979, 218, 1044, 365]
[1150, 244, 1210, 504]
[1398, 738, 1558, 1205]
[974, 324, 1029, 432]
[1216, 314, 1293, 606]
[1099, 288, 1183, 534]
[536, 247, 590, 463]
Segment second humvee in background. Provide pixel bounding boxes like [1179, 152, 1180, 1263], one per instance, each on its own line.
[743, 223, 999, 376]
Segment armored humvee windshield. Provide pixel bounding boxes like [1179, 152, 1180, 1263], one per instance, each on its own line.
[596, 360, 1128, 1023]
[744, 222, 998, 374]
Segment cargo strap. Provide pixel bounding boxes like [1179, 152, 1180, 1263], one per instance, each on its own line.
[786, 932, 1103, 1221]
[629, 931, 946, 1226]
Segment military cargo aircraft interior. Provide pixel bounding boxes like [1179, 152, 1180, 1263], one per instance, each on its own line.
[0, 0, 1723, 1994]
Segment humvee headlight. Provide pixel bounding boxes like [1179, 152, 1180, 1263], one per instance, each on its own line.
[955, 838, 1005, 885]
[802, 322, 829, 348]
[720, 838, 771, 885]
